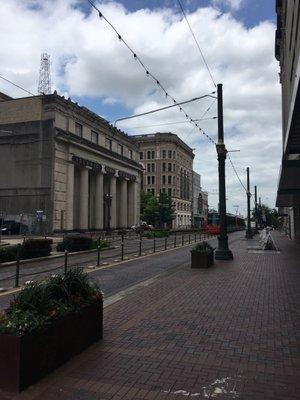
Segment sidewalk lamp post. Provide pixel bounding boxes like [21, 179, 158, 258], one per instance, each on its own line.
[215, 84, 233, 260]
[254, 186, 258, 232]
[245, 167, 253, 239]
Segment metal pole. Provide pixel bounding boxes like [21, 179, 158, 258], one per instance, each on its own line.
[165, 236, 167, 250]
[64, 250, 68, 274]
[153, 232, 156, 253]
[245, 167, 253, 239]
[97, 237, 101, 267]
[254, 185, 258, 233]
[139, 232, 142, 256]
[174, 231, 177, 247]
[182, 233, 184, 246]
[189, 233, 191, 244]
[14, 244, 21, 288]
[194, 232, 196, 242]
[121, 234, 124, 260]
[215, 84, 233, 260]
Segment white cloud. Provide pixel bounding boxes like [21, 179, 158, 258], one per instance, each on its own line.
[212, 0, 244, 11]
[0, 0, 281, 214]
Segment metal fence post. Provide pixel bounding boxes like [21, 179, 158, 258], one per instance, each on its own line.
[153, 232, 156, 253]
[189, 233, 191, 244]
[174, 232, 177, 248]
[64, 250, 68, 274]
[182, 233, 184, 246]
[97, 237, 101, 267]
[165, 236, 167, 250]
[14, 243, 21, 288]
[121, 234, 124, 261]
[139, 232, 142, 256]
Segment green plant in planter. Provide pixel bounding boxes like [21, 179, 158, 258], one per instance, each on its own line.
[191, 241, 214, 268]
[0, 268, 102, 335]
[191, 241, 214, 255]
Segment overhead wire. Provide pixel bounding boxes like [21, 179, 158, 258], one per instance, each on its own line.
[86, 0, 217, 146]
[0, 74, 35, 96]
[176, 0, 216, 88]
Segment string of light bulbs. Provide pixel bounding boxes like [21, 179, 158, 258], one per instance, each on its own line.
[86, 0, 217, 146]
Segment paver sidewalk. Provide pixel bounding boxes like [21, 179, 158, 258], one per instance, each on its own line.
[1, 231, 299, 400]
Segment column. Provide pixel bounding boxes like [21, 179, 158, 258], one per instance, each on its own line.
[110, 176, 117, 229]
[79, 168, 89, 230]
[127, 181, 135, 227]
[66, 162, 74, 230]
[95, 173, 104, 230]
[120, 179, 128, 228]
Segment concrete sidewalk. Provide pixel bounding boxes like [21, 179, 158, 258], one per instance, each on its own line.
[1, 231, 299, 400]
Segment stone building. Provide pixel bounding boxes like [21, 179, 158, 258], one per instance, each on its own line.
[275, 0, 300, 240]
[0, 91, 142, 233]
[131, 132, 194, 228]
[192, 172, 208, 228]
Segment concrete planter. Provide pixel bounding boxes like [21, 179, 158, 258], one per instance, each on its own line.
[191, 252, 214, 268]
[0, 299, 103, 392]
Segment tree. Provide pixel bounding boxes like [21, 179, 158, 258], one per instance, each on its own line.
[140, 191, 158, 226]
[252, 204, 279, 228]
[157, 192, 176, 228]
[140, 191, 175, 228]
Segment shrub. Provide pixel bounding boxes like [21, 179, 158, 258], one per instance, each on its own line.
[0, 268, 102, 335]
[144, 230, 169, 239]
[0, 245, 19, 263]
[20, 239, 52, 259]
[90, 240, 110, 250]
[56, 235, 93, 252]
[191, 241, 214, 255]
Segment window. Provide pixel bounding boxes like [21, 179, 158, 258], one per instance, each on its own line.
[75, 122, 82, 137]
[151, 163, 155, 172]
[162, 150, 166, 159]
[117, 144, 123, 155]
[168, 188, 172, 197]
[173, 176, 176, 185]
[162, 162, 166, 172]
[151, 189, 155, 196]
[168, 150, 172, 158]
[91, 131, 98, 144]
[162, 175, 166, 184]
[173, 151, 176, 159]
[147, 163, 151, 172]
[173, 164, 176, 172]
[168, 175, 172, 184]
[173, 189, 176, 196]
[105, 138, 112, 150]
[147, 151, 151, 159]
[140, 152, 144, 160]
[147, 176, 151, 185]
[129, 149, 133, 159]
[152, 150, 155, 159]
[152, 176, 155, 184]
[168, 163, 172, 172]
[162, 188, 166, 193]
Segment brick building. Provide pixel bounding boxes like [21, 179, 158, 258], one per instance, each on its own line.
[131, 132, 194, 228]
[0, 91, 142, 233]
[275, 0, 300, 240]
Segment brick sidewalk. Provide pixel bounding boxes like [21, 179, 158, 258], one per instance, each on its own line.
[1, 231, 299, 400]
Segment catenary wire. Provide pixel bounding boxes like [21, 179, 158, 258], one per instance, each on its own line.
[86, 0, 217, 145]
[176, 0, 216, 88]
[0, 74, 35, 96]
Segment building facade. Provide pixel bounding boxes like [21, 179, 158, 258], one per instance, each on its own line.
[0, 91, 142, 233]
[275, 0, 300, 240]
[192, 172, 208, 228]
[131, 133, 194, 228]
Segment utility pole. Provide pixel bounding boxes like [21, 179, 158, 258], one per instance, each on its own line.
[245, 167, 253, 239]
[254, 185, 258, 233]
[215, 84, 233, 260]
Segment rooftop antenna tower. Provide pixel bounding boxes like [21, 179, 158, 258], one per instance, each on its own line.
[38, 53, 51, 94]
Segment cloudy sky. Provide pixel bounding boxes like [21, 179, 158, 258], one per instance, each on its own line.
[0, 0, 280, 216]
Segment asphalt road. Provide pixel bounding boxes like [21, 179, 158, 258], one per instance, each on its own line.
[0, 232, 207, 289]
[0, 231, 242, 310]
